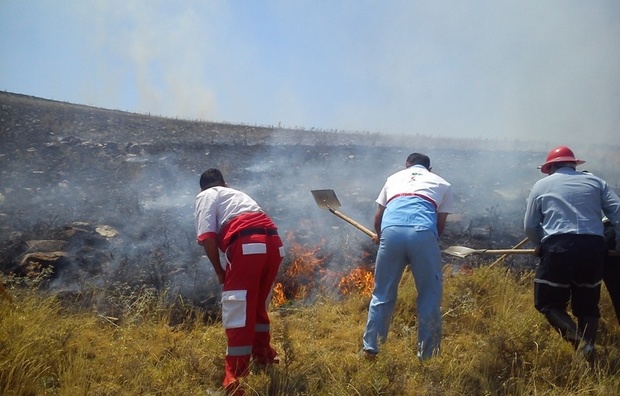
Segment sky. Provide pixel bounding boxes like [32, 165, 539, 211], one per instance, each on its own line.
[1, 0, 619, 147]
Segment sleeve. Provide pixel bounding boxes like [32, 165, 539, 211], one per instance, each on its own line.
[194, 192, 218, 242]
[437, 185, 455, 214]
[523, 188, 544, 246]
[600, 180, 620, 249]
[375, 184, 388, 207]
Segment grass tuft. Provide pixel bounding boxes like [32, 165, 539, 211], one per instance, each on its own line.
[1, 265, 620, 395]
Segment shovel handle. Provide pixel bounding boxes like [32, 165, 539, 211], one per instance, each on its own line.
[330, 209, 376, 238]
[481, 249, 536, 255]
[489, 237, 529, 268]
[481, 249, 620, 256]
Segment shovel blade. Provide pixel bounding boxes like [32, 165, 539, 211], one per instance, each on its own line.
[443, 246, 478, 258]
[311, 189, 342, 210]
[443, 246, 536, 258]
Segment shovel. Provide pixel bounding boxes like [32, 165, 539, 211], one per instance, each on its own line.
[444, 245, 620, 259]
[311, 189, 376, 238]
[443, 246, 535, 258]
[489, 237, 529, 268]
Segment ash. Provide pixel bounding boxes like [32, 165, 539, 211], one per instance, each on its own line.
[4, 92, 616, 314]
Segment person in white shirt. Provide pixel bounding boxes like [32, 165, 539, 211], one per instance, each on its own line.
[362, 153, 454, 360]
[194, 168, 285, 395]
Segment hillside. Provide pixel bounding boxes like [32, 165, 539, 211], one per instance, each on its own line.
[0, 90, 565, 310]
[0, 91, 557, 150]
[2, 91, 620, 395]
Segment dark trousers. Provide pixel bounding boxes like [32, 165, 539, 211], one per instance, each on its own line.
[534, 234, 606, 319]
[604, 256, 620, 324]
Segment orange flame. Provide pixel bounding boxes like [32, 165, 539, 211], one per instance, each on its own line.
[271, 231, 329, 307]
[272, 282, 286, 307]
[271, 230, 376, 307]
[338, 267, 374, 296]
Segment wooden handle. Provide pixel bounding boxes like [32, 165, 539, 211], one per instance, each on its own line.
[489, 237, 529, 268]
[482, 249, 536, 255]
[330, 209, 376, 238]
[483, 249, 620, 256]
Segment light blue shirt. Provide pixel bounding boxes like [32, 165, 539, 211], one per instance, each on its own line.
[376, 164, 454, 237]
[524, 167, 620, 247]
[382, 196, 438, 235]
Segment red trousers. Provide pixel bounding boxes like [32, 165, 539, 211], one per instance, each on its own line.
[221, 232, 283, 388]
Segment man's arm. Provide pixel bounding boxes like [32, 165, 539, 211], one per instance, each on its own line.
[601, 181, 620, 249]
[437, 212, 449, 236]
[201, 238, 225, 284]
[523, 195, 544, 247]
[373, 205, 385, 244]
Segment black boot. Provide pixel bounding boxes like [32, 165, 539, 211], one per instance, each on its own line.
[578, 316, 598, 365]
[578, 316, 599, 345]
[543, 309, 582, 348]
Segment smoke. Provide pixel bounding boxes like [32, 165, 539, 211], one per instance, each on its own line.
[3, 1, 619, 146]
[2, 92, 619, 310]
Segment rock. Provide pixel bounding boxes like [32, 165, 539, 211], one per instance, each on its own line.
[25, 240, 67, 252]
[95, 225, 118, 238]
[18, 251, 68, 278]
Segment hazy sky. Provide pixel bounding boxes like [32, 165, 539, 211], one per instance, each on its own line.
[1, 1, 619, 146]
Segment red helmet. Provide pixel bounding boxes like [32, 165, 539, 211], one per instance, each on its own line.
[539, 146, 585, 174]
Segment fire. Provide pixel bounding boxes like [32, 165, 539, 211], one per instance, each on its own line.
[339, 246, 376, 297]
[338, 266, 374, 296]
[271, 230, 377, 307]
[271, 282, 286, 307]
[271, 231, 330, 307]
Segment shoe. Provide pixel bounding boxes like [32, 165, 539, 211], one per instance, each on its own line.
[358, 348, 378, 360]
[579, 343, 597, 366]
[265, 356, 280, 365]
[252, 357, 279, 373]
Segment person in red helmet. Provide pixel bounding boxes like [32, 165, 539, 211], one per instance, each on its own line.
[194, 169, 284, 395]
[537, 146, 586, 174]
[524, 146, 620, 362]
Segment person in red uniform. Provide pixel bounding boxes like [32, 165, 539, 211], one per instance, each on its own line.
[194, 168, 284, 395]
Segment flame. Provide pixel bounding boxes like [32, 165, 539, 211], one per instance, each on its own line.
[339, 245, 376, 297]
[271, 231, 329, 307]
[272, 282, 286, 307]
[270, 230, 377, 307]
[338, 266, 374, 296]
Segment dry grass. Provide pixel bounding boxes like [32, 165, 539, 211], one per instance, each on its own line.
[2, 265, 620, 396]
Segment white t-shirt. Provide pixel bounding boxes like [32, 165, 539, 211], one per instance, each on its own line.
[194, 186, 263, 239]
[376, 165, 454, 233]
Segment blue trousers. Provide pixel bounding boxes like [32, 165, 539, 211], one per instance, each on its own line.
[363, 226, 443, 360]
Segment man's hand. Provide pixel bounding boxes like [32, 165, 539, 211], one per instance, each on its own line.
[373, 205, 385, 245]
[202, 238, 226, 284]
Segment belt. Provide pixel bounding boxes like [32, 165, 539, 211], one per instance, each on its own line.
[228, 228, 278, 245]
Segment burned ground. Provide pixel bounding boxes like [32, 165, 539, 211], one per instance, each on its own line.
[0, 91, 557, 314]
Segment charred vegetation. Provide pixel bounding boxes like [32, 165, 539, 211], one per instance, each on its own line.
[1, 91, 541, 318]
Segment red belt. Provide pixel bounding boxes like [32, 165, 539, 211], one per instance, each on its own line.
[386, 193, 437, 210]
